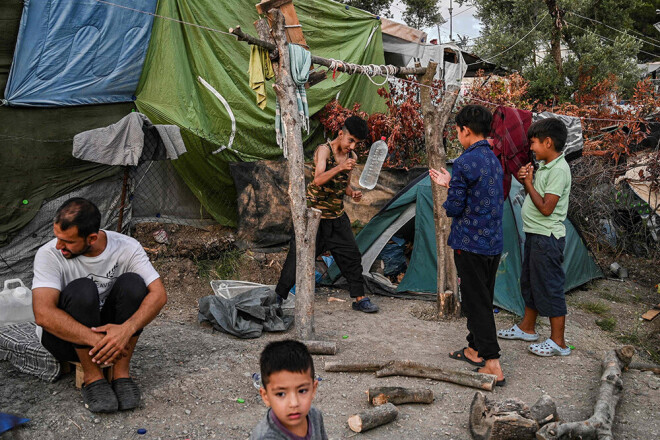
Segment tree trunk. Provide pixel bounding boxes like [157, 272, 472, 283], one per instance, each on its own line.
[544, 0, 564, 77]
[536, 346, 635, 440]
[368, 386, 434, 405]
[348, 403, 399, 433]
[268, 10, 321, 341]
[375, 360, 497, 391]
[418, 61, 461, 318]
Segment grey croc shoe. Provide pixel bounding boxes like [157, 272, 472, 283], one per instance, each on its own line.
[112, 378, 141, 410]
[82, 379, 119, 413]
[497, 324, 539, 341]
[528, 338, 571, 357]
[352, 297, 379, 313]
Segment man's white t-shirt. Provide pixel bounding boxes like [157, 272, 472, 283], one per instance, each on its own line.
[32, 230, 160, 308]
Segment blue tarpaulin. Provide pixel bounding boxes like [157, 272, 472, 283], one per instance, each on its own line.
[4, 0, 157, 106]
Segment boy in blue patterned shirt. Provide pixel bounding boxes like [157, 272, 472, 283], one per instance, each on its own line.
[430, 104, 505, 385]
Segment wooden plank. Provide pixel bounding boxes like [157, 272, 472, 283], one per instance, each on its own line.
[257, 0, 308, 48]
[256, 0, 292, 15]
[279, 2, 308, 48]
[641, 306, 660, 321]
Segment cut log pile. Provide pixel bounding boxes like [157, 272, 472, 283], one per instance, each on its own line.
[468, 346, 635, 440]
[469, 393, 558, 440]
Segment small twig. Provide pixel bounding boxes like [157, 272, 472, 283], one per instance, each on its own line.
[68, 417, 82, 431]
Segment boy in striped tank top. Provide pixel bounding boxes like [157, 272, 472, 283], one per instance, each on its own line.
[275, 116, 378, 313]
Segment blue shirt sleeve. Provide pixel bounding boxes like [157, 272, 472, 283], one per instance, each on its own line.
[442, 158, 470, 217]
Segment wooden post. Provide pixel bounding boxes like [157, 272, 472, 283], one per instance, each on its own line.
[418, 62, 461, 318]
[267, 9, 321, 341]
[117, 166, 129, 233]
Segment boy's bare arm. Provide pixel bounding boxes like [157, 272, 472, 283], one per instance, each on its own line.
[520, 163, 560, 216]
[312, 147, 355, 186]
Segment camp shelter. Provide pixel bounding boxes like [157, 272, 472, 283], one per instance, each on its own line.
[1, 0, 393, 279]
[327, 171, 602, 316]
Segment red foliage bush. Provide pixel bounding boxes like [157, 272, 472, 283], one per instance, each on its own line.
[318, 77, 445, 168]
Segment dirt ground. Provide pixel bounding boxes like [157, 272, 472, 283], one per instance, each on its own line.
[2, 247, 659, 440]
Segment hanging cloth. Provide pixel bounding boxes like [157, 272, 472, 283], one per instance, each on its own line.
[490, 106, 533, 198]
[276, 44, 311, 154]
[248, 45, 275, 110]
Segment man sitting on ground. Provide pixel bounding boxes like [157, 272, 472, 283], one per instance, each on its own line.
[32, 198, 167, 413]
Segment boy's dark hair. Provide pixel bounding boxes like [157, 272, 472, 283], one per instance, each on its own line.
[260, 340, 314, 387]
[527, 118, 568, 152]
[455, 105, 493, 137]
[342, 115, 368, 141]
[54, 198, 101, 239]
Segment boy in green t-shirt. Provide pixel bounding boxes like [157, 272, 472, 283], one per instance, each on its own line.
[497, 118, 573, 357]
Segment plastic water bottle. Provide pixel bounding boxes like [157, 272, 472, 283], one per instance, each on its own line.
[359, 137, 388, 190]
[0, 279, 35, 325]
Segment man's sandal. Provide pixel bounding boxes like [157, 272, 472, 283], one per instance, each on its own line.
[528, 338, 571, 357]
[473, 368, 506, 387]
[112, 378, 141, 410]
[449, 347, 485, 367]
[82, 379, 119, 413]
[497, 324, 540, 341]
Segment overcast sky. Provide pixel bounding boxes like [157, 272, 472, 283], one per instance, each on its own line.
[388, 0, 482, 44]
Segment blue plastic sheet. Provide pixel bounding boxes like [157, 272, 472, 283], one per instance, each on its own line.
[0, 412, 29, 435]
[4, 0, 157, 106]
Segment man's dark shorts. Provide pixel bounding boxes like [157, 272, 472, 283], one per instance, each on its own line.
[520, 233, 566, 317]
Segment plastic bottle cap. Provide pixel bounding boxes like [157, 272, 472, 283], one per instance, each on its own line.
[342, 335, 349, 339]
[236, 398, 245, 403]
[381, 136, 386, 141]
[137, 428, 147, 435]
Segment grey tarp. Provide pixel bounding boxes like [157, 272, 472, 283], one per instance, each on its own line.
[198, 288, 293, 339]
[533, 112, 584, 160]
[73, 112, 186, 166]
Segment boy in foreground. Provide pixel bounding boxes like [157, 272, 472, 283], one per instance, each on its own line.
[497, 118, 572, 357]
[275, 115, 378, 313]
[430, 105, 505, 385]
[251, 340, 327, 440]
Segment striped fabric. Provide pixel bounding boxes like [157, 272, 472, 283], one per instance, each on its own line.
[0, 322, 60, 382]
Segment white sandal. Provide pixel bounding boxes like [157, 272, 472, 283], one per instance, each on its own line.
[497, 324, 539, 341]
[528, 338, 571, 357]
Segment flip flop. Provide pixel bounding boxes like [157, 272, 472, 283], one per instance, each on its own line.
[112, 377, 141, 411]
[473, 368, 506, 387]
[528, 339, 571, 357]
[497, 324, 539, 341]
[82, 379, 118, 413]
[449, 347, 485, 367]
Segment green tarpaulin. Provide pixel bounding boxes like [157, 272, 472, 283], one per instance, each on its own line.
[0, 2, 131, 245]
[135, 0, 388, 226]
[328, 173, 602, 316]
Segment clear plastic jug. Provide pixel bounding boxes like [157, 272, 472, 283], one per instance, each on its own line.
[0, 279, 35, 325]
[359, 137, 388, 190]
